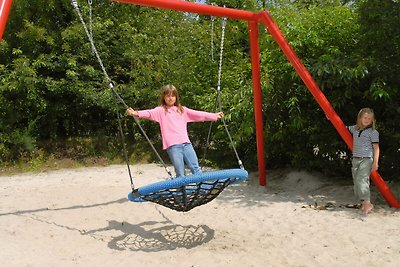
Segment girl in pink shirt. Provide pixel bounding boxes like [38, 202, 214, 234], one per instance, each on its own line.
[127, 84, 224, 177]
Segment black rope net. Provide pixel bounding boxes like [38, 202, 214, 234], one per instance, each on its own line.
[137, 178, 237, 212]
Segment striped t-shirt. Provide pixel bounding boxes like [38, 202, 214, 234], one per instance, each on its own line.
[347, 125, 379, 158]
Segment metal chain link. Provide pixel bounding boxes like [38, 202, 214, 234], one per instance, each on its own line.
[203, 16, 244, 170]
[210, 16, 215, 62]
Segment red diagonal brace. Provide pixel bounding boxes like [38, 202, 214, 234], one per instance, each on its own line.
[0, 0, 13, 41]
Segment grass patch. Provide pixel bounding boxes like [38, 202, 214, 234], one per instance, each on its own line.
[0, 135, 158, 176]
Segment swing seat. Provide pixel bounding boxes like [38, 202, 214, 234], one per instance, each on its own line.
[128, 168, 248, 212]
[71, 1, 249, 212]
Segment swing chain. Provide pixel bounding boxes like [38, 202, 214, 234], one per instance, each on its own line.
[216, 17, 226, 95]
[210, 16, 215, 62]
[88, 0, 93, 41]
[216, 16, 244, 170]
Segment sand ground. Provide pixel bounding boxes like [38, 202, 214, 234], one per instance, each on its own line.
[1, 164, 399, 267]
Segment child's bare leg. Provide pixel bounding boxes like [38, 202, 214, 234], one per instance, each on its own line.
[362, 200, 374, 214]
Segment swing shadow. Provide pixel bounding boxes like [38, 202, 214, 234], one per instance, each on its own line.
[13, 209, 215, 252]
[0, 197, 128, 217]
[83, 219, 215, 252]
[1, 195, 215, 252]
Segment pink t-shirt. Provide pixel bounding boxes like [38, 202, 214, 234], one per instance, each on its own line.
[138, 106, 218, 150]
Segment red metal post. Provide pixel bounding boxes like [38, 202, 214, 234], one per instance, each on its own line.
[258, 10, 400, 208]
[248, 20, 266, 186]
[0, 0, 13, 41]
[112, 0, 257, 21]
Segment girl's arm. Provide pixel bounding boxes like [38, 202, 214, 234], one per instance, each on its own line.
[127, 107, 161, 122]
[184, 107, 223, 122]
[372, 143, 380, 172]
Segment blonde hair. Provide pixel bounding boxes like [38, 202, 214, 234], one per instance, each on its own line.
[159, 84, 184, 114]
[356, 107, 376, 130]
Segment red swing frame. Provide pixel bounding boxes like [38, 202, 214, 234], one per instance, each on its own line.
[1, 0, 399, 208]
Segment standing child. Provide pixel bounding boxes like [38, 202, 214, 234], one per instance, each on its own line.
[347, 108, 380, 214]
[127, 84, 224, 178]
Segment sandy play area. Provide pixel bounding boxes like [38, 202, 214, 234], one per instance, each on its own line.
[1, 163, 399, 266]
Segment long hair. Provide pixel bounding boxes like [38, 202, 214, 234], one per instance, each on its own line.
[159, 84, 184, 114]
[356, 107, 376, 130]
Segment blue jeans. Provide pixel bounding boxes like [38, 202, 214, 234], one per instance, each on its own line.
[166, 143, 201, 177]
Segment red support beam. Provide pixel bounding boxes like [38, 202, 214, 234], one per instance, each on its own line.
[248, 20, 266, 186]
[112, 0, 258, 21]
[0, 0, 13, 41]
